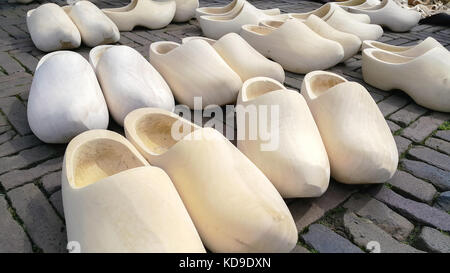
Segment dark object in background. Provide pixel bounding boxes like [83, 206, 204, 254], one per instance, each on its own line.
[420, 13, 450, 26]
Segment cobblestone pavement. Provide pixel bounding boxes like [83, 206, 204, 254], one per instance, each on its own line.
[0, 0, 449, 253]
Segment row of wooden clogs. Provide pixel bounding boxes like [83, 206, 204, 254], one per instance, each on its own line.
[62, 69, 399, 252]
[27, 34, 286, 144]
[197, 1, 384, 41]
[25, 0, 199, 52]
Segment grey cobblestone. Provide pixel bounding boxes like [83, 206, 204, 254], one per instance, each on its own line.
[7, 184, 67, 253]
[401, 113, 450, 142]
[0, 96, 31, 135]
[0, 145, 62, 175]
[377, 95, 409, 117]
[343, 212, 423, 253]
[0, 156, 63, 190]
[370, 186, 450, 232]
[394, 135, 411, 155]
[387, 170, 437, 204]
[301, 224, 363, 253]
[343, 193, 414, 241]
[425, 137, 450, 155]
[41, 171, 62, 195]
[434, 191, 450, 212]
[401, 159, 450, 191]
[416, 227, 450, 253]
[0, 134, 41, 157]
[436, 130, 450, 142]
[408, 146, 450, 171]
[389, 103, 428, 127]
[0, 195, 32, 253]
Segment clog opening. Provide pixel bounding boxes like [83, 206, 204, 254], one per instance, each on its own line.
[291, 3, 331, 20]
[136, 114, 197, 155]
[309, 74, 345, 98]
[243, 80, 284, 102]
[261, 20, 284, 29]
[72, 138, 145, 188]
[205, 3, 244, 21]
[154, 43, 178, 54]
[371, 50, 410, 64]
[198, 0, 238, 14]
[183, 37, 216, 46]
[242, 25, 274, 36]
[367, 42, 408, 53]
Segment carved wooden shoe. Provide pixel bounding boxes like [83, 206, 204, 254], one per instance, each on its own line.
[197, 1, 287, 39]
[347, 0, 421, 32]
[28, 51, 108, 143]
[124, 108, 298, 253]
[182, 33, 285, 83]
[89, 45, 174, 126]
[236, 77, 330, 198]
[261, 15, 361, 61]
[240, 19, 344, 74]
[290, 4, 383, 42]
[27, 3, 81, 52]
[334, 0, 380, 10]
[173, 0, 199, 22]
[301, 71, 398, 184]
[196, 0, 280, 18]
[362, 37, 446, 57]
[362, 48, 450, 112]
[149, 40, 242, 108]
[289, 3, 371, 24]
[62, 129, 205, 253]
[64, 1, 120, 47]
[102, 0, 176, 31]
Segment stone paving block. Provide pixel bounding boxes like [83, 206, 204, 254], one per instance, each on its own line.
[122, 31, 150, 46]
[301, 224, 363, 253]
[0, 145, 62, 175]
[401, 159, 450, 191]
[0, 130, 15, 145]
[387, 120, 401, 133]
[289, 181, 357, 232]
[0, 51, 24, 74]
[425, 137, 450, 155]
[402, 112, 450, 143]
[290, 244, 310, 253]
[0, 134, 41, 157]
[408, 146, 450, 171]
[434, 191, 450, 212]
[0, 195, 32, 253]
[41, 171, 62, 195]
[389, 103, 428, 127]
[0, 125, 11, 134]
[435, 130, 450, 142]
[0, 96, 31, 135]
[370, 186, 450, 232]
[343, 193, 414, 241]
[343, 212, 423, 253]
[0, 156, 63, 190]
[387, 170, 437, 204]
[49, 190, 64, 218]
[394, 135, 411, 155]
[7, 184, 67, 253]
[415, 227, 450, 253]
[377, 95, 409, 117]
[11, 52, 38, 73]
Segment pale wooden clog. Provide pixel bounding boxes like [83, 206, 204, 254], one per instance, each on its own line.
[124, 108, 298, 253]
[62, 129, 205, 253]
[102, 0, 176, 31]
[195, 0, 280, 18]
[89, 45, 174, 126]
[181, 33, 285, 83]
[64, 1, 120, 47]
[289, 3, 371, 24]
[301, 71, 398, 184]
[240, 19, 344, 74]
[362, 48, 450, 112]
[148, 40, 242, 109]
[173, 0, 199, 22]
[26, 3, 81, 52]
[362, 37, 446, 57]
[28, 51, 108, 143]
[347, 0, 421, 32]
[236, 77, 330, 198]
